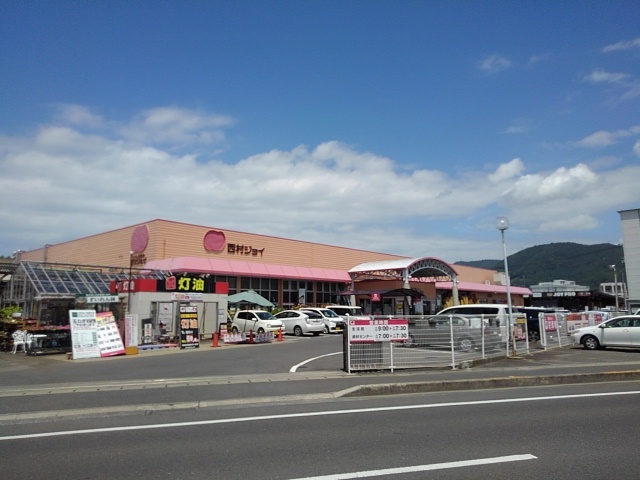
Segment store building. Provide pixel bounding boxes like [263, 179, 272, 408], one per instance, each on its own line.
[5, 219, 530, 344]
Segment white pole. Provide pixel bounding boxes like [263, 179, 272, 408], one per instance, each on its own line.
[497, 217, 514, 357]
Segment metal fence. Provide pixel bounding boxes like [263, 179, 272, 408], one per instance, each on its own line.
[343, 311, 615, 372]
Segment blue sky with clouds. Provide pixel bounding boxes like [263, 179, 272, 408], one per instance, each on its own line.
[1, 1, 639, 263]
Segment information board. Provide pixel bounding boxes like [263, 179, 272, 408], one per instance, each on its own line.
[69, 310, 100, 360]
[348, 318, 409, 343]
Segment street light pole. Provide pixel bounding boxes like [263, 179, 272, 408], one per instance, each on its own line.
[497, 217, 514, 357]
[127, 250, 134, 314]
[609, 265, 619, 312]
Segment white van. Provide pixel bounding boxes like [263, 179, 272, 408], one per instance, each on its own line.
[437, 304, 525, 338]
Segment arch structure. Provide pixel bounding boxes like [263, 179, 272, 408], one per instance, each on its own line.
[348, 257, 460, 304]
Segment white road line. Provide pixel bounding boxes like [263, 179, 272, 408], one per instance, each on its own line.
[290, 351, 342, 372]
[287, 454, 538, 479]
[2, 390, 639, 441]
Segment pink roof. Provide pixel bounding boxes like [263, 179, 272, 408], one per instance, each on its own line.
[144, 257, 351, 282]
[436, 281, 531, 296]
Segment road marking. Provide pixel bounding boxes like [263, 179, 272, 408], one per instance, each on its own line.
[290, 351, 342, 372]
[287, 454, 537, 479]
[1, 390, 639, 441]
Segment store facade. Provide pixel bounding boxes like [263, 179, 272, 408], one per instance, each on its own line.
[4, 219, 530, 345]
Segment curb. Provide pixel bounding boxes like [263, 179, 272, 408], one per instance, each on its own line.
[337, 370, 640, 397]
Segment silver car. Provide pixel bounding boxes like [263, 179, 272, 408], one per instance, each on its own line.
[571, 315, 640, 350]
[408, 314, 501, 352]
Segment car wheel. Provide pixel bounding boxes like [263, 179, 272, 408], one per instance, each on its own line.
[529, 331, 540, 342]
[457, 337, 474, 352]
[257, 328, 265, 334]
[324, 325, 330, 334]
[582, 335, 600, 350]
[231, 327, 239, 333]
[293, 326, 303, 337]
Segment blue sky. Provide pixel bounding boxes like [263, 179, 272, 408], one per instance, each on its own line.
[1, 1, 639, 263]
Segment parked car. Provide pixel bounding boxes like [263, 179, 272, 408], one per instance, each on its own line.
[325, 305, 370, 321]
[571, 315, 640, 350]
[274, 310, 324, 336]
[299, 307, 346, 334]
[231, 310, 283, 334]
[407, 314, 501, 352]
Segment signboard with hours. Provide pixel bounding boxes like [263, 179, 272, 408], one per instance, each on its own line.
[348, 319, 409, 343]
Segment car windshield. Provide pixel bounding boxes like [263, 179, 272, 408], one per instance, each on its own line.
[256, 312, 276, 320]
[320, 309, 340, 318]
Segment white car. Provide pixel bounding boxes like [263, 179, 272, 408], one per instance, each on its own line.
[300, 308, 346, 334]
[325, 305, 371, 321]
[571, 315, 640, 350]
[231, 310, 283, 334]
[274, 310, 324, 336]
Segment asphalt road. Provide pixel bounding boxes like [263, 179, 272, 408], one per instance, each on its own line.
[2, 382, 639, 479]
[2, 334, 640, 423]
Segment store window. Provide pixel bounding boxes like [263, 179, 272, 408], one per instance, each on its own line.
[239, 277, 278, 305]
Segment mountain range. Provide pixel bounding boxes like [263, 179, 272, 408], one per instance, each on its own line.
[456, 242, 624, 290]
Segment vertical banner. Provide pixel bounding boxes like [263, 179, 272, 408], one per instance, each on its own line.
[96, 311, 126, 357]
[69, 310, 100, 360]
[179, 305, 200, 349]
[124, 313, 139, 347]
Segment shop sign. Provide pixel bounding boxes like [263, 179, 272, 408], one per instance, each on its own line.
[227, 243, 265, 257]
[179, 305, 199, 349]
[371, 293, 381, 301]
[162, 275, 214, 293]
[348, 319, 409, 343]
[78, 294, 119, 304]
[171, 292, 203, 302]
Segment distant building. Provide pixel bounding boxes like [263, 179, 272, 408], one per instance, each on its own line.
[619, 208, 640, 312]
[529, 279, 591, 310]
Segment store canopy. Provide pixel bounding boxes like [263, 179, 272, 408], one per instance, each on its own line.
[349, 257, 458, 281]
[227, 290, 274, 307]
[143, 257, 351, 282]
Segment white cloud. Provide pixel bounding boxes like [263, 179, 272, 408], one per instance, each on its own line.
[504, 164, 598, 203]
[1, 107, 638, 261]
[477, 54, 512, 74]
[583, 70, 629, 84]
[602, 37, 640, 52]
[53, 104, 104, 128]
[538, 215, 599, 233]
[488, 158, 524, 183]
[574, 126, 640, 148]
[583, 70, 640, 101]
[121, 106, 235, 147]
[527, 53, 552, 65]
[634, 140, 640, 156]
